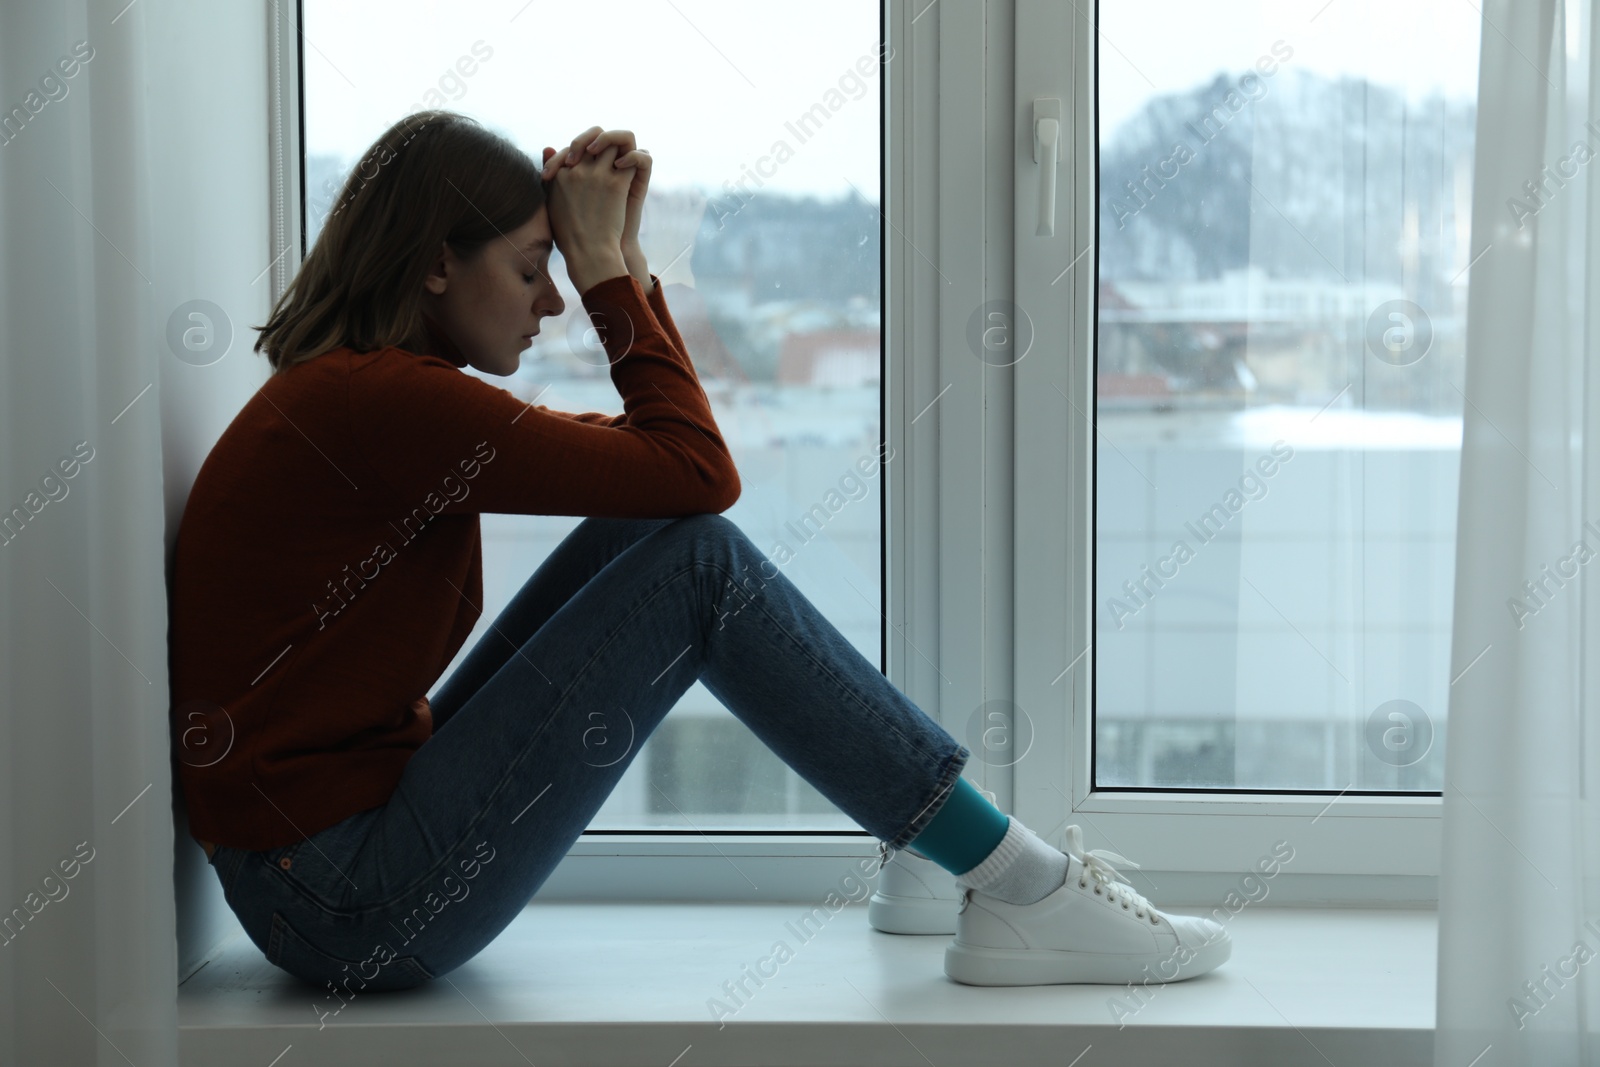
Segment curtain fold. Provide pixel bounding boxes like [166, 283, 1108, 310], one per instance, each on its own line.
[0, 2, 274, 1063]
[0, 4, 179, 1063]
[1437, 1, 1600, 1063]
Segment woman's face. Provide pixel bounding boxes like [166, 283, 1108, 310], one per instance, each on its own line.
[419, 206, 565, 376]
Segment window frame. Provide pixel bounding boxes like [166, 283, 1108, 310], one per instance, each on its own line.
[1010, 0, 1440, 894]
[273, 0, 1442, 905]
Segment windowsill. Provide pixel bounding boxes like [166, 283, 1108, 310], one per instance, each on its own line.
[178, 902, 1435, 1067]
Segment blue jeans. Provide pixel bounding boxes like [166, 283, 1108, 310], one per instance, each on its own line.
[208, 513, 970, 994]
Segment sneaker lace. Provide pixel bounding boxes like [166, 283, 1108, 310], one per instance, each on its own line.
[1062, 825, 1158, 922]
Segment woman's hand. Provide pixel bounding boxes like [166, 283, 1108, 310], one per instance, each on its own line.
[542, 127, 653, 287]
[541, 130, 632, 293]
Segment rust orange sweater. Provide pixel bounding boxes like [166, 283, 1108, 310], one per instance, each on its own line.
[169, 273, 740, 850]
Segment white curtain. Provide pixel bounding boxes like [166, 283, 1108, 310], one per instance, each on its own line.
[0, 2, 273, 1063]
[1437, 1, 1600, 1064]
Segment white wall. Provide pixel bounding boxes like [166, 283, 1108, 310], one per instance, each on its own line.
[146, 1, 278, 980]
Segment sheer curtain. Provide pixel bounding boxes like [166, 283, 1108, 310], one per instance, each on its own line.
[1436, 1, 1600, 1063]
[0, 2, 273, 1063]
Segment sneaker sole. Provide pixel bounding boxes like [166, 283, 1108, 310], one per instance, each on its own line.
[944, 934, 1232, 986]
[866, 890, 959, 935]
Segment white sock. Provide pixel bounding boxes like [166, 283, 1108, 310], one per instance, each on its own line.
[954, 816, 1070, 905]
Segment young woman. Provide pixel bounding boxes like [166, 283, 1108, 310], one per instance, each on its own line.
[168, 109, 1228, 996]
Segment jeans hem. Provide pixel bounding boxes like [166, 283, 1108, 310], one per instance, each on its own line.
[885, 742, 970, 852]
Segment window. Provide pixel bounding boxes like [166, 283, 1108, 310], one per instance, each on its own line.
[278, 0, 1468, 898]
[300, 1, 884, 835]
[1092, 0, 1479, 794]
[1001, 0, 1481, 887]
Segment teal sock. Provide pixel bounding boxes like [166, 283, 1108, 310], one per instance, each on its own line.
[904, 777, 1010, 876]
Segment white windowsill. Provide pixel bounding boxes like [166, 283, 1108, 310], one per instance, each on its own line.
[178, 902, 1436, 1067]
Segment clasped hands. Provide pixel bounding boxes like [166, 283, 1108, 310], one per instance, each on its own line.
[540, 125, 653, 294]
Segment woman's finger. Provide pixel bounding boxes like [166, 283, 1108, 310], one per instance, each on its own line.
[584, 129, 637, 159]
[539, 130, 642, 189]
[541, 126, 604, 178]
[564, 125, 604, 163]
[547, 130, 601, 180]
[540, 145, 564, 181]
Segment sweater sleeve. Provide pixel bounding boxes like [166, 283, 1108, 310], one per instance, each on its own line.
[523, 404, 627, 429]
[516, 275, 693, 431]
[643, 273, 694, 368]
[347, 273, 740, 518]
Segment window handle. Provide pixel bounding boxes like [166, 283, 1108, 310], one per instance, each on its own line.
[1033, 98, 1063, 237]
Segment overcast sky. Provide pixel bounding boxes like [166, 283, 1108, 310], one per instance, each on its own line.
[302, 0, 883, 197]
[303, 0, 1482, 197]
[1099, 0, 1480, 140]
[1100, 0, 1472, 139]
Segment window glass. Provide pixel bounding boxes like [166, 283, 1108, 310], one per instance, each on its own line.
[1093, 0, 1480, 791]
[303, 1, 883, 829]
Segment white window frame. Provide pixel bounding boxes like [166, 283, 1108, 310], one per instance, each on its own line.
[270, 0, 1440, 905]
[1009, 0, 1439, 901]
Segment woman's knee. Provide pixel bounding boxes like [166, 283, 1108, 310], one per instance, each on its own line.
[665, 511, 742, 542]
[656, 512, 762, 568]
[580, 515, 675, 541]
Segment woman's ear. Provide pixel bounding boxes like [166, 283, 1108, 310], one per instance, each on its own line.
[421, 240, 452, 296]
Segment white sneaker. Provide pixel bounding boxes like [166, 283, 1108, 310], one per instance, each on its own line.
[867, 846, 963, 934]
[944, 824, 1231, 986]
[866, 784, 999, 936]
